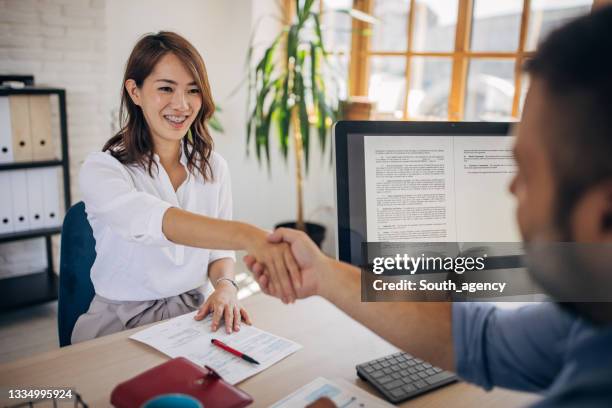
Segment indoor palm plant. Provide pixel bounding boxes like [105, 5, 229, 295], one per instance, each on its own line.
[246, 0, 372, 245]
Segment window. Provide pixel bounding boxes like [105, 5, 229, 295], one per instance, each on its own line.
[346, 0, 594, 120]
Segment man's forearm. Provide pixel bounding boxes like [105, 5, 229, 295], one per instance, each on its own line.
[319, 258, 455, 371]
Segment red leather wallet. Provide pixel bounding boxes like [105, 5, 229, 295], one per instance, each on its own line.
[110, 357, 253, 408]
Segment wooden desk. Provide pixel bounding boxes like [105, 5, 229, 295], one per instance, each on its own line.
[0, 294, 538, 407]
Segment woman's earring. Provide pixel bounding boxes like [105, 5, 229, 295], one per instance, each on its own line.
[187, 128, 193, 143]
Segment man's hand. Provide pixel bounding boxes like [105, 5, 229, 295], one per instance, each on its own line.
[245, 229, 302, 304]
[244, 227, 331, 299]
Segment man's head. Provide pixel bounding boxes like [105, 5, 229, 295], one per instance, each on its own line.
[511, 6, 612, 323]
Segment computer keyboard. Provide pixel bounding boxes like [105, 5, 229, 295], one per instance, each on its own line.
[356, 352, 457, 403]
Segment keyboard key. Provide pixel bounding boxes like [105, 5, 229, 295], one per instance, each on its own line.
[399, 369, 409, 376]
[433, 367, 443, 373]
[378, 375, 393, 384]
[423, 363, 432, 368]
[399, 362, 408, 368]
[418, 372, 429, 379]
[425, 371, 456, 385]
[371, 370, 384, 378]
[363, 366, 375, 373]
[414, 358, 423, 364]
[372, 363, 382, 370]
[408, 367, 417, 374]
[402, 384, 416, 393]
[383, 367, 393, 374]
[392, 373, 402, 380]
[425, 368, 436, 376]
[410, 374, 420, 382]
[390, 388, 405, 398]
[407, 360, 416, 366]
[381, 361, 390, 368]
[414, 380, 428, 389]
[385, 379, 404, 390]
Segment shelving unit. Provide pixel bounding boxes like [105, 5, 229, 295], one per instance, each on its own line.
[0, 85, 71, 312]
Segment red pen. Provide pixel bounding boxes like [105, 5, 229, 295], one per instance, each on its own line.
[211, 339, 260, 365]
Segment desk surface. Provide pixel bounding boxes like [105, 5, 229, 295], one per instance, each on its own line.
[0, 294, 538, 407]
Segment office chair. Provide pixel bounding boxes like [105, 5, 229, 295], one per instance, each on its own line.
[58, 201, 96, 347]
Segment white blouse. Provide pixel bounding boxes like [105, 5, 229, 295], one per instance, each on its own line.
[78, 149, 234, 301]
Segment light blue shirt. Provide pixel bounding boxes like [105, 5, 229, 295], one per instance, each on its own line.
[453, 302, 612, 407]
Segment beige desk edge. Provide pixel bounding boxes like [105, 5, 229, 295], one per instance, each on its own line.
[0, 294, 538, 407]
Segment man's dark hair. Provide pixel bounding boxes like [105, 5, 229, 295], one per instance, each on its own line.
[524, 6, 612, 236]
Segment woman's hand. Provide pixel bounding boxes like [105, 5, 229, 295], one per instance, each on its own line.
[194, 281, 251, 333]
[245, 228, 329, 300]
[245, 229, 302, 304]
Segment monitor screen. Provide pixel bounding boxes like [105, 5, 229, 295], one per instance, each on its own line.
[334, 121, 520, 266]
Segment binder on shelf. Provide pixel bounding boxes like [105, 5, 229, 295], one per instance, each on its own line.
[29, 95, 55, 161]
[42, 168, 62, 227]
[0, 97, 13, 164]
[0, 173, 14, 234]
[9, 170, 30, 232]
[26, 169, 46, 230]
[9, 95, 33, 162]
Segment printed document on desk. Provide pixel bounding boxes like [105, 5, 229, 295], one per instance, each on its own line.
[271, 377, 393, 408]
[130, 311, 302, 385]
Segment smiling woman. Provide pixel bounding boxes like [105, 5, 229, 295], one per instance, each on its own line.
[72, 32, 301, 344]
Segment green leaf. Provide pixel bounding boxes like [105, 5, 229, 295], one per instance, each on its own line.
[209, 114, 224, 133]
[316, 88, 328, 152]
[311, 12, 327, 56]
[309, 42, 318, 115]
[275, 75, 291, 160]
[293, 63, 310, 172]
[246, 104, 257, 155]
[300, 0, 316, 26]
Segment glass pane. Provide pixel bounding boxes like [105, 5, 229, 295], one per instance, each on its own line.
[408, 57, 452, 119]
[368, 57, 407, 119]
[326, 53, 350, 100]
[527, 0, 593, 50]
[321, 0, 353, 53]
[371, 0, 410, 51]
[412, 0, 458, 52]
[320, 0, 352, 100]
[471, 0, 522, 51]
[464, 59, 515, 121]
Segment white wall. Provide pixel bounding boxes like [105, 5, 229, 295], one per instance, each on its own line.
[106, 0, 337, 254]
[0, 0, 110, 277]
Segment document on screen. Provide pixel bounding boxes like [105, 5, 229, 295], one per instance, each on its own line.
[364, 135, 519, 243]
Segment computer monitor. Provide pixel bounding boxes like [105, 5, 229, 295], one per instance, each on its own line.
[334, 121, 520, 266]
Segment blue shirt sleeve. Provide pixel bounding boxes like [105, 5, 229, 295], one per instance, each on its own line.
[452, 302, 575, 392]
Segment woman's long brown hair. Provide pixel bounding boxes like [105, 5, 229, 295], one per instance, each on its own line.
[103, 31, 215, 181]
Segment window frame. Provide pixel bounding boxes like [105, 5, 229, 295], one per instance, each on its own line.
[288, 0, 606, 120]
[349, 0, 540, 121]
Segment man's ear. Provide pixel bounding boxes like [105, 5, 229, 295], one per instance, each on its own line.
[571, 180, 612, 242]
[125, 79, 141, 106]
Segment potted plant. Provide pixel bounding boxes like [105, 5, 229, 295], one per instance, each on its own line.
[245, 0, 373, 247]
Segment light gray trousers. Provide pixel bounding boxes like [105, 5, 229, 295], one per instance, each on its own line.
[71, 289, 204, 344]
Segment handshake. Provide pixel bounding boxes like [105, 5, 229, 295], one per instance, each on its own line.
[243, 228, 331, 304]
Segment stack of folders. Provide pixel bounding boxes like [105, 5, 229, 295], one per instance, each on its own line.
[0, 95, 56, 163]
[0, 168, 62, 233]
[0, 95, 62, 234]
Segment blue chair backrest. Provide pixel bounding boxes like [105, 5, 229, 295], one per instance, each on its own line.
[58, 201, 96, 347]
